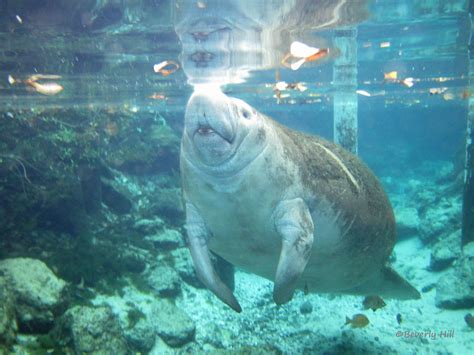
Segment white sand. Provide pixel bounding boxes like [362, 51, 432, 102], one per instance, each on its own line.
[176, 238, 474, 354]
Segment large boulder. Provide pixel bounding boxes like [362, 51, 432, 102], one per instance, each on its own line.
[171, 248, 202, 288]
[436, 242, 474, 309]
[429, 230, 461, 271]
[0, 276, 17, 349]
[395, 206, 420, 240]
[53, 305, 129, 354]
[124, 315, 156, 353]
[146, 265, 181, 297]
[153, 299, 195, 347]
[145, 228, 184, 250]
[0, 258, 67, 333]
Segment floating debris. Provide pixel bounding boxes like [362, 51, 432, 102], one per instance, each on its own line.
[275, 81, 289, 91]
[153, 60, 180, 76]
[291, 41, 320, 58]
[344, 314, 370, 328]
[196, 1, 206, 8]
[356, 90, 371, 97]
[8, 74, 63, 95]
[148, 93, 167, 100]
[429, 87, 448, 95]
[273, 80, 307, 100]
[363, 295, 386, 311]
[384, 71, 398, 81]
[281, 41, 329, 70]
[401, 77, 415, 88]
[443, 92, 455, 101]
[15, 15, 23, 24]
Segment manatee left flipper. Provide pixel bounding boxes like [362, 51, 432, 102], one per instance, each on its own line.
[272, 198, 314, 304]
[185, 203, 242, 312]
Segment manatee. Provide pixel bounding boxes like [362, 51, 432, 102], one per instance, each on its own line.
[180, 89, 420, 312]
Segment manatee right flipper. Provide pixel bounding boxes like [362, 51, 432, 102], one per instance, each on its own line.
[185, 203, 242, 312]
[347, 266, 421, 300]
[273, 198, 314, 304]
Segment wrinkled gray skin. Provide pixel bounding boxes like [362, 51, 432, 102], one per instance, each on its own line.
[180, 90, 420, 312]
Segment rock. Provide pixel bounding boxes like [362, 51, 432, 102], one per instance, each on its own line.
[429, 230, 461, 271]
[150, 187, 184, 224]
[53, 306, 129, 354]
[0, 258, 67, 333]
[134, 217, 165, 234]
[0, 277, 17, 348]
[145, 228, 184, 250]
[395, 207, 420, 239]
[435, 242, 474, 309]
[171, 248, 202, 288]
[153, 299, 195, 347]
[299, 300, 313, 314]
[419, 196, 462, 243]
[101, 179, 133, 214]
[146, 265, 181, 297]
[124, 316, 156, 353]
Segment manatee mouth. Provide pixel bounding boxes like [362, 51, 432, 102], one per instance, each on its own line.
[193, 121, 234, 144]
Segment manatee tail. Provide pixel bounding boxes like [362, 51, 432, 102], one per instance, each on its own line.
[346, 266, 421, 300]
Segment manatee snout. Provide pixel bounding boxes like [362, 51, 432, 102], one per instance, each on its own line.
[185, 90, 237, 164]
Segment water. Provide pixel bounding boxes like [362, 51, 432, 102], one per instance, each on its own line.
[0, 0, 472, 354]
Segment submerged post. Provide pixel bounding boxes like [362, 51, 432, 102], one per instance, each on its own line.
[333, 27, 358, 154]
[462, 12, 474, 246]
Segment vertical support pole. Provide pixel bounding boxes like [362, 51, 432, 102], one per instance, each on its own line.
[333, 27, 358, 154]
[462, 12, 474, 247]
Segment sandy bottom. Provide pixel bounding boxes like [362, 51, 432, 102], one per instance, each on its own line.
[175, 238, 474, 354]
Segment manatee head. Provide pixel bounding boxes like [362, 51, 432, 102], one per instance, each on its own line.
[182, 88, 269, 176]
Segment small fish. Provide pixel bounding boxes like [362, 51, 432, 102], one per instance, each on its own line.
[363, 295, 386, 311]
[465, 313, 474, 329]
[196, 1, 206, 8]
[344, 314, 370, 328]
[380, 41, 391, 48]
[304, 284, 309, 295]
[396, 313, 402, 325]
[153, 60, 180, 76]
[384, 71, 398, 80]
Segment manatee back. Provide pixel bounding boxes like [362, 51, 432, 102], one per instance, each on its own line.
[272, 120, 396, 281]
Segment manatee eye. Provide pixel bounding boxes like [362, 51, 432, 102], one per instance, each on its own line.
[241, 109, 250, 119]
[197, 126, 214, 134]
